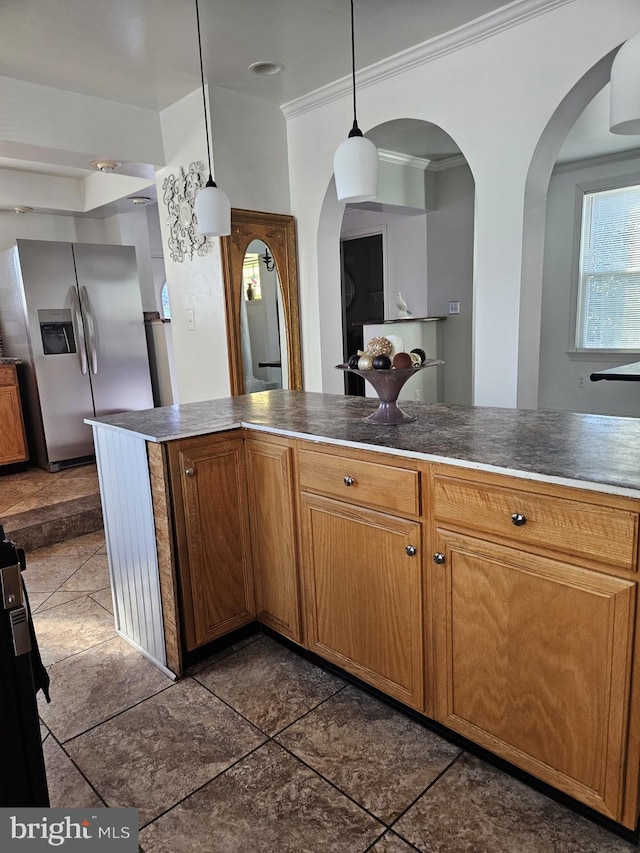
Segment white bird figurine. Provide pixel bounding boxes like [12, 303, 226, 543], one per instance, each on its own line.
[396, 292, 413, 319]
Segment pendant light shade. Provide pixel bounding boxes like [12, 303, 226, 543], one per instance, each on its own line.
[610, 31, 640, 135]
[333, 0, 378, 204]
[194, 0, 231, 236]
[334, 132, 379, 203]
[194, 181, 231, 236]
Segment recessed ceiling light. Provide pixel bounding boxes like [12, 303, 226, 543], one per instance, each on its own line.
[128, 196, 151, 206]
[90, 160, 121, 173]
[9, 206, 33, 214]
[249, 61, 285, 76]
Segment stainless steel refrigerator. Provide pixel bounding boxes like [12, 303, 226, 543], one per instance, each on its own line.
[0, 239, 154, 471]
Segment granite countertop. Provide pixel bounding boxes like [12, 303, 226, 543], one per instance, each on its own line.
[0, 357, 22, 364]
[86, 390, 640, 497]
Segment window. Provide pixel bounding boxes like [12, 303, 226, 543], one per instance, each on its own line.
[242, 253, 262, 302]
[576, 184, 640, 350]
[161, 281, 172, 320]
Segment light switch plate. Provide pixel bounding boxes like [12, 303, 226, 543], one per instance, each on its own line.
[187, 308, 196, 331]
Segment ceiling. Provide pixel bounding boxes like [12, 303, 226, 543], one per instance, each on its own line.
[1, 0, 639, 217]
[0, 0, 512, 111]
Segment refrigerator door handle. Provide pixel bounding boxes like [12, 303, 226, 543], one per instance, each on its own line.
[80, 285, 98, 375]
[69, 286, 88, 375]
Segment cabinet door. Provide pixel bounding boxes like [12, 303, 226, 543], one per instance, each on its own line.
[169, 436, 255, 650]
[301, 494, 423, 709]
[0, 380, 28, 465]
[245, 435, 301, 642]
[431, 530, 635, 820]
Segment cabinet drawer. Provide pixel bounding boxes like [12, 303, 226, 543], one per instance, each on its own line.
[298, 448, 420, 517]
[0, 365, 16, 386]
[433, 474, 638, 571]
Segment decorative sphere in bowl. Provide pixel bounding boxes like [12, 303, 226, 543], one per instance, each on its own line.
[392, 352, 413, 369]
[372, 354, 392, 370]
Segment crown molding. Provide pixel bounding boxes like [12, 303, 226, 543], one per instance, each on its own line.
[282, 0, 575, 120]
[378, 149, 431, 170]
[552, 147, 640, 175]
[426, 154, 468, 172]
[378, 149, 467, 172]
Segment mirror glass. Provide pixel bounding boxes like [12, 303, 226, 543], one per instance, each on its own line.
[240, 240, 289, 392]
[221, 209, 302, 396]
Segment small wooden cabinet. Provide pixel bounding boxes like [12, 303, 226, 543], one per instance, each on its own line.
[245, 433, 301, 643]
[168, 433, 255, 651]
[428, 467, 640, 825]
[0, 364, 27, 466]
[299, 445, 424, 709]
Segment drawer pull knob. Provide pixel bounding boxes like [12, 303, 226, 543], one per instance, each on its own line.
[405, 545, 417, 557]
[511, 512, 526, 526]
[433, 552, 445, 564]
[185, 467, 195, 477]
[343, 476, 355, 487]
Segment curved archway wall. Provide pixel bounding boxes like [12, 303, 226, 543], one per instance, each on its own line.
[286, 0, 640, 407]
[519, 52, 616, 410]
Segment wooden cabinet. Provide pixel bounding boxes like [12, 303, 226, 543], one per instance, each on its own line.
[168, 433, 255, 651]
[245, 433, 301, 643]
[0, 364, 27, 466]
[299, 445, 424, 709]
[428, 466, 640, 824]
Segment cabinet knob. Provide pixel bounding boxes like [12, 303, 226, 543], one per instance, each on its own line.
[511, 512, 526, 526]
[343, 476, 355, 487]
[433, 552, 445, 564]
[405, 545, 417, 557]
[185, 467, 195, 477]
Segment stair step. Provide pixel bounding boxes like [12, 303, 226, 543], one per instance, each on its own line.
[2, 494, 103, 552]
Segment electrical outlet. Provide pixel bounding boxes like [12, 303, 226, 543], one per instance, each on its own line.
[187, 308, 196, 331]
[578, 375, 587, 388]
[414, 388, 422, 401]
[448, 300, 460, 315]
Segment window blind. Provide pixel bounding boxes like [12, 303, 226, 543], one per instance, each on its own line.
[577, 184, 640, 349]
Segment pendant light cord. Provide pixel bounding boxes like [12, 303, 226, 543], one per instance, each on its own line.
[348, 0, 362, 138]
[195, 0, 215, 185]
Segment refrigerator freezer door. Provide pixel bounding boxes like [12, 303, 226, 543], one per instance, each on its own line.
[73, 244, 153, 416]
[15, 240, 96, 466]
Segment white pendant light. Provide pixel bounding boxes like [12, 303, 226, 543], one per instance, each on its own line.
[194, 0, 230, 236]
[610, 31, 640, 135]
[333, 0, 378, 203]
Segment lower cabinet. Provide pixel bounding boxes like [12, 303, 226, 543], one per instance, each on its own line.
[0, 364, 27, 466]
[300, 493, 424, 709]
[168, 433, 255, 651]
[245, 433, 302, 643]
[430, 529, 636, 822]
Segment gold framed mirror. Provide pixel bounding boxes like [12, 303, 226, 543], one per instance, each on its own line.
[221, 209, 302, 396]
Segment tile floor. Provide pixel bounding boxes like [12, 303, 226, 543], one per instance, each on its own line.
[19, 533, 638, 852]
[5, 466, 637, 851]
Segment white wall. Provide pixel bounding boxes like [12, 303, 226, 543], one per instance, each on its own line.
[539, 153, 640, 417]
[286, 0, 640, 407]
[426, 164, 475, 405]
[209, 88, 291, 215]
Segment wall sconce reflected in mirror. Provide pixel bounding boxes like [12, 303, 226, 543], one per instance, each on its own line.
[262, 247, 275, 272]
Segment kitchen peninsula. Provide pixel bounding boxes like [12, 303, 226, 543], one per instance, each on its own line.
[87, 391, 640, 831]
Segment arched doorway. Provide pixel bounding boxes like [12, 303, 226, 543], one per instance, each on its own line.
[319, 117, 477, 405]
